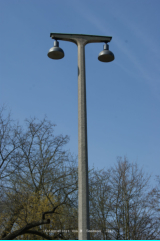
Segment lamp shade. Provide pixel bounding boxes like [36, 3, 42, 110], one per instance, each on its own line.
[47, 40, 64, 60]
[98, 43, 114, 62]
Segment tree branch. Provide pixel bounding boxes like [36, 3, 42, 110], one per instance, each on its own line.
[1, 219, 50, 240]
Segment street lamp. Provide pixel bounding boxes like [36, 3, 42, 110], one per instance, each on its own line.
[47, 33, 114, 240]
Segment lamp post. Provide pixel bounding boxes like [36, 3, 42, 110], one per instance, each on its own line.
[47, 33, 114, 240]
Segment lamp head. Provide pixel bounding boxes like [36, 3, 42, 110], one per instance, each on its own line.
[48, 40, 64, 60]
[98, 43, 114, 62]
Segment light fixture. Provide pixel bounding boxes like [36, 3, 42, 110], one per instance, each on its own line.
[98, 43, 114, 62]
[47, 40, 64, 60]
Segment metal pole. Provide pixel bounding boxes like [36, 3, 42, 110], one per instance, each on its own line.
[77, 39, 90, 240]
[48, 33, 113, 240]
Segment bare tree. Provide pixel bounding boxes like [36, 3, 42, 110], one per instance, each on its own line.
[89, 157, 160, 240]
[0, 114, 78, 240]
[109, 157, 160, 239]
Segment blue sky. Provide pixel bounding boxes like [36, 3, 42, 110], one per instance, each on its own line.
[1, 0, 160, 187]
